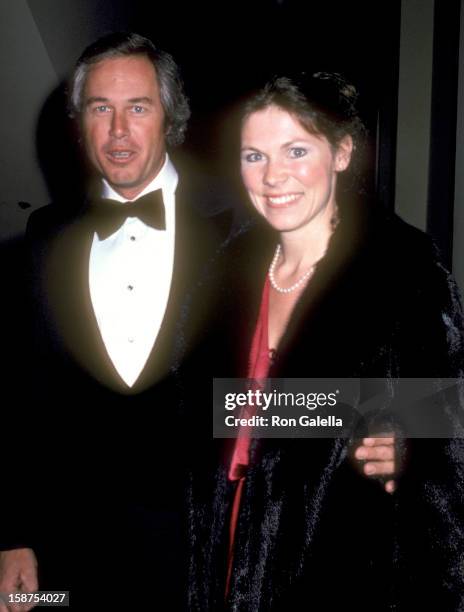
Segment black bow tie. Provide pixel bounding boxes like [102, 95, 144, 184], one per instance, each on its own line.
[91, 189, 165, 239]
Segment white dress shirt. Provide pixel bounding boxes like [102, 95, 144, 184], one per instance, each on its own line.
[89, 155, 178, 387]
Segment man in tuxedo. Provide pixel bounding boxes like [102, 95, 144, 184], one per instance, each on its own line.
[0, 31, 229, 611]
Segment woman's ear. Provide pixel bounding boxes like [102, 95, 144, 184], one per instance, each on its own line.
[334, 135, 353, 172]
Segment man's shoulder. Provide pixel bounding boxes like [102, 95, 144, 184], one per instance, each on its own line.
[26, 201, 88, 244]
[175, 165, 242, 249]
[177, 171, 236, 216]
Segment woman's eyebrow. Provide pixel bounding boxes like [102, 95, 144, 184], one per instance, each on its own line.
[281, 139, 311, 148]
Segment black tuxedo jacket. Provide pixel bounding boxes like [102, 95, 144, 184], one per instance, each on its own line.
[4, 175, 232, 608]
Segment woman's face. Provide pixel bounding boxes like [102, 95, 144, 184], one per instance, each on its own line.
[240, 105, 352, 234]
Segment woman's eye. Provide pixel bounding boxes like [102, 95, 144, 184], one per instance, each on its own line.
[243, 152, 263, 163]
[289, 147, 307, 158]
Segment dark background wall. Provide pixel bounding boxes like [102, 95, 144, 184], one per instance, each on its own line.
[27, 0, 401, 173]
[0, 0, 462, 289]
[0, 0, 401, 231]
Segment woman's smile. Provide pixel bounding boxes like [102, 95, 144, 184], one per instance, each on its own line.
[264, 193, 303, 207]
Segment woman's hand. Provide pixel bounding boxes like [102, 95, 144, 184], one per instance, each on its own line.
[354, 436, 396, 494]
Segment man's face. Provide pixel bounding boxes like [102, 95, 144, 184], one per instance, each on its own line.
[81, 54, 166, 200]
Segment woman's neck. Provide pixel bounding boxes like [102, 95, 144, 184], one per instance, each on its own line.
[278, 203, 337, 275]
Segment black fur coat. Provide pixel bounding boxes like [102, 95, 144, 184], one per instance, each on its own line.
[178, 198, 464, 611]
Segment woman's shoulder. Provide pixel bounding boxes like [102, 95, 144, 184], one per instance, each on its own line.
[367, 209, 453, 288]
[393, 214, 436, 256]
[382, 212, 463, 368]
[372, 209, 434, 259]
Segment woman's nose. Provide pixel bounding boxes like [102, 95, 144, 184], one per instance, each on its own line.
[263, 159, 287, 186]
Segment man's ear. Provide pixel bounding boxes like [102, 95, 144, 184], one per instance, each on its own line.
[335, 135, 353, 172]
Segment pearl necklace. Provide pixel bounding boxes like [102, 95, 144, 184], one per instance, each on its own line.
[268, 244, 315, 293]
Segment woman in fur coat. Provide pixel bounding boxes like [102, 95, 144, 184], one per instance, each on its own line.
[180, 73, 464, 611]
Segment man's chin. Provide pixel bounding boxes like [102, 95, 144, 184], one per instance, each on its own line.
[104, 173, 149, 199]
[105, 171, 138, 188]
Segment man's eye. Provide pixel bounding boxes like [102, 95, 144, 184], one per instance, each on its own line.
[132, 105, 145, 113]
[243, 152, 262, 163]
[289, 147, 307, 158]
[94, 105, 110, 113]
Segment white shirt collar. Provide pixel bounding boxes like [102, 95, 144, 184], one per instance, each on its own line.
[101, 154, 178, 204]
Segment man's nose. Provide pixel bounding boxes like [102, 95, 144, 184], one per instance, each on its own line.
[110, 110, 129, 138]
[263, 159, 287, 186]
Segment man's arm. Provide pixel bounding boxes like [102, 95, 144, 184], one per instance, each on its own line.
[0, 238, 41, 612]
[354, 436, 396, 493]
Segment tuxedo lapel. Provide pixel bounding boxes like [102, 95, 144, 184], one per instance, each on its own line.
[44, 212, 129, 391]
[133, 181, 209, 392]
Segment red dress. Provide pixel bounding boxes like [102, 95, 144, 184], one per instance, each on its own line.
[226, 277, 271, 596]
